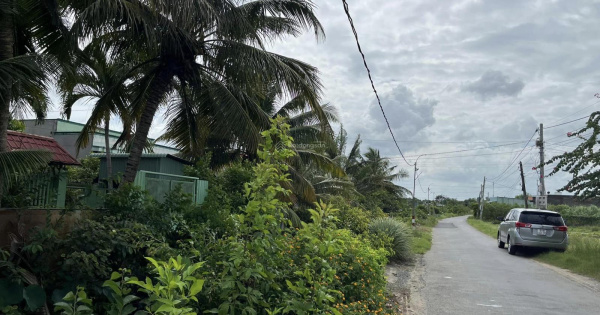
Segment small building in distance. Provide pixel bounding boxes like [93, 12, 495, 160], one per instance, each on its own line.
[21, 119, 179, 158]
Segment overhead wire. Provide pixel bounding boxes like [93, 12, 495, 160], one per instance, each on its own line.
[341, 0, 411, 166]
[401, 140, 529, 158]
[489, 129, 538, 182]
[545, 116, 590, 129]
[390, 148, 535, 160]
[547, 99, 600, 125]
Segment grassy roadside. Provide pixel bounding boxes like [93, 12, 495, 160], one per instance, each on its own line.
[466, 216, 600, 281]
[466, 216, 497, 238]
[412, 226, 433, 254]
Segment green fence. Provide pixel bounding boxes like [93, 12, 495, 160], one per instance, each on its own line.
[134, 170, 208, 204]
[25, 168, 67, 208]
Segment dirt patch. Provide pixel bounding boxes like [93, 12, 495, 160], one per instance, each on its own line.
[386, 255, 426, 314]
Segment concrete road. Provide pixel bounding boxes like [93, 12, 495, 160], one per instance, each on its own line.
[423, 216, 600, 314]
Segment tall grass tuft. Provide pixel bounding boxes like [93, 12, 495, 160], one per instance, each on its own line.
[536, 235, 600, 280]
[369, 217, 413, 262]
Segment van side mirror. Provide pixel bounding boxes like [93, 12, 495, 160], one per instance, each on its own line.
[496, 216, 505, 221]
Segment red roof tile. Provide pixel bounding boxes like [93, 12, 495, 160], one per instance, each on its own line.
[7, 131, 80, 166]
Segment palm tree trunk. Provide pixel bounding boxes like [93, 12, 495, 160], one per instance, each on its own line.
[123, 70, 173, 183]
[0, 4, 15, 153]
[0, 4, 15, 203]
[104, 114, 113, 191]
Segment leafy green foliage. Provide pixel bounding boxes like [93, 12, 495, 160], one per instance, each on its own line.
[128, 256, 205, 315]
[103, 183, 154, 221]
[8, 119, 25, 132]
[54, 287, 93, 315]
[547, 204, 600, 226]
[368, 218, 413, 262]
[102, 270, 139, 315]
[476, 202, 513, 222]
[66, 157, 100, 185]
[546, 112, 600, 199]
[6, 119, 400, 314]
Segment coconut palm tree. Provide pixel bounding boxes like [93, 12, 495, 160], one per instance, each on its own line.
[58, 44, 132, 190]
[70, 0, 325, 183]
[352, 147, 411, 197]
[0, 0, 71, 152]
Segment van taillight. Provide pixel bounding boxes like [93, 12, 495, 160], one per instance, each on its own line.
[515, 222, 532, 228]
[553, 226, 568, 232]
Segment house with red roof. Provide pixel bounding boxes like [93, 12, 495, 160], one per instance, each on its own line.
[6, 131, 80, 208]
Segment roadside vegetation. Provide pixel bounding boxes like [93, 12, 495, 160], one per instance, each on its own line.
[467, 204, 600, 281]
[467, 216, 497, 238]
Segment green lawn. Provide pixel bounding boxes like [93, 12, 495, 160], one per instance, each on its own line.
[412, 226, 433, 254]
[467, 216, 600, 281]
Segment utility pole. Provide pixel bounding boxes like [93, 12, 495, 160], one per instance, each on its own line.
[412, 161, 418, 227]
[475, 185, 483, 218]
[537, 123, 547, 209]
[519, 161, 528, 208]
[427, 186, 431, 215]
[493, 182, 494, 197]
[479, 177, 486, 220]
[539, 123, 546, 195]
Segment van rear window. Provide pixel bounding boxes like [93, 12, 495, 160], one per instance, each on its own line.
[519, 212, 564, 226]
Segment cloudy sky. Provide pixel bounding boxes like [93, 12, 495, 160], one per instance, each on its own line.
[268, 0, 600, 201]
[47, 0, 600, 201]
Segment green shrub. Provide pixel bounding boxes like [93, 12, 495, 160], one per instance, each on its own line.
[478, 202, 513, 222]
[103, 183, 155, 221]
[219, 162, 254, 210]
[368, 217, 413, 262]
[198, 118, 395, 314]
[337, 205, 370, 234]
[185, 183, 235, 236]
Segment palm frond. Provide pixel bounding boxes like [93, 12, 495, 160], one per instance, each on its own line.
[0, 150, 52, 189]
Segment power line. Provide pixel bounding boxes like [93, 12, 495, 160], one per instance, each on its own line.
[548, 100, 600, 125]
[545, 116, 590, 129]
[401, 140, 528, 158]
[361, 138, 531, 144]
[489, 129, 538, 182]
[390, 148, 534, 160]
[418, 177, 426, 194]
[342, 0, 411, 167]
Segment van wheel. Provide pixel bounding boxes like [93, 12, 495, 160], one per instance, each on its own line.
[507, 236, 517, 255]
[497, 233, 505, 248]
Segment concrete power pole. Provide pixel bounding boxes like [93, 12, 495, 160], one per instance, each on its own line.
[478, 184, 482, 217]
[427, 186, 431, 215]
[538, 123, 547, 209]
[479, 177, 486, 220]
[519, 161, 528, 208]
[412, 161, 418, 227]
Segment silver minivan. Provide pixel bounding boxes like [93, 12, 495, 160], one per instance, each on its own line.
[497, 208, 568, 255]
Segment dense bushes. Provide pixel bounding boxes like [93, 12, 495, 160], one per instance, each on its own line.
[1, 119, 402, 314]
[476, 202, 513, 222]
[548, 204, 600, 226]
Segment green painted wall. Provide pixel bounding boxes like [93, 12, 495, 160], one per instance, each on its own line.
[94, 154, 187, 179]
